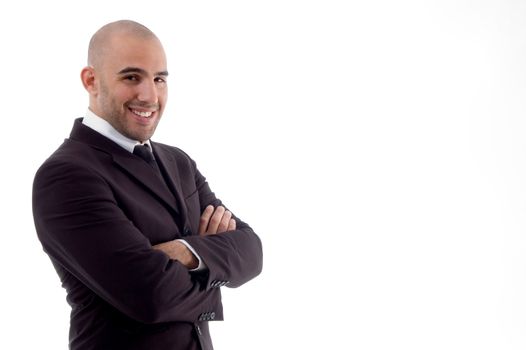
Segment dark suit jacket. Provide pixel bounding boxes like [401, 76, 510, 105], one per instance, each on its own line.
[33, 119, 263, 350]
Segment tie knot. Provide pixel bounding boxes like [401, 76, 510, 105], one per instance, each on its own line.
[133, 144, 155, 165]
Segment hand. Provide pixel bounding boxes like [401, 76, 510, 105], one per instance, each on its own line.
[198, 205, 236, 235]
[152, 206, 236, 269]
[152, 240, 198, 269]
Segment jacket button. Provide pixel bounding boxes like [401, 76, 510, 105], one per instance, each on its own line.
[211, 280, 220, 288]
[198, 311, 216, 321]
[183, 227, 192, 236]
[199, 312, 214, 321]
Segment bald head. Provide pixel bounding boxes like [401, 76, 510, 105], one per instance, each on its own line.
[88, 20, 159, 69]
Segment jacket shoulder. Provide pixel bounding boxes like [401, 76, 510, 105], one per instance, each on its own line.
[151, 142, 198, 168]
[34, 139, 111, 184]
[151, 142, 191, 159]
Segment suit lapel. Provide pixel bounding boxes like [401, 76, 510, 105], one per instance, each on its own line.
[151, 143, 188, 221]
[69, 118, 180, 216]
[111, 153, 180, 216]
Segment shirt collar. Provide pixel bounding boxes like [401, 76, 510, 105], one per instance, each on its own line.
[82, 109, 152, 153]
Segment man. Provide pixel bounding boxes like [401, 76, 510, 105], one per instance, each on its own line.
[32, 20, 263, 350]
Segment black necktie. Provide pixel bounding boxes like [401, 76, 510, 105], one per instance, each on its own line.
[133, 144, 158, 170]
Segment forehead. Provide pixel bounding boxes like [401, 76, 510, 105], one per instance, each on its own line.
[104, 35, 167, 73]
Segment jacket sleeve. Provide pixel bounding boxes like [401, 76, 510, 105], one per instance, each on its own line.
[182, 158, 263, 291]
[32, 159, 222, 324]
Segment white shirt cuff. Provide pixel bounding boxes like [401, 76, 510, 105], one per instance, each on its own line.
[175, 239, 207, 272]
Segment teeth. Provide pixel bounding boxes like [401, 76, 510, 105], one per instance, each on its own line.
[131, 109, 153, 118]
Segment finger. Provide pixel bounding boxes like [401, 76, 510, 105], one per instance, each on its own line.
[227, 218, 236, 231]
[207, 206, 225, 234]
[217, 210, 232, 233]
[198, 205, 215, 235]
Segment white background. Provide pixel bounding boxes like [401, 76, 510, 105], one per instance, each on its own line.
[1, 0, 526, 349]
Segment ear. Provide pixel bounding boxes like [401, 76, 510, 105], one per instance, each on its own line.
[80, 66, 98, 95]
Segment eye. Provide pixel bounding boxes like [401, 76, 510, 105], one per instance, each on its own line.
[124, 75, 139, 82]
[155, 77, 167, 84]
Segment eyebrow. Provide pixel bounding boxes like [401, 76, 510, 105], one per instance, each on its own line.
[117, 67, 169, 77]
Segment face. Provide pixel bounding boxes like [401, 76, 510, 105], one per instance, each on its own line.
[83, 34, 168, 142]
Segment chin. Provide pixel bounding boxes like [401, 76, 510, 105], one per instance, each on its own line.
[135, 130, 156, 142]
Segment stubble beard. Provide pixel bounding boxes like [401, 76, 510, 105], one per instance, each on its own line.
[98, 84, 160, 142]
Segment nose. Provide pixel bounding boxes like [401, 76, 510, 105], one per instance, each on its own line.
[136, 80, 158, 104]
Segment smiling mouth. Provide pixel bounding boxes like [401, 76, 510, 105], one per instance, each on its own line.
[129, 108, 154, 118]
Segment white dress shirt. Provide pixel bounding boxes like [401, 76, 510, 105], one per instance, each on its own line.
[82, 109, 205, 271]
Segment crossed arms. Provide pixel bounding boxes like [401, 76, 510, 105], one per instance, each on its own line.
[153, 205, 237, 269]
